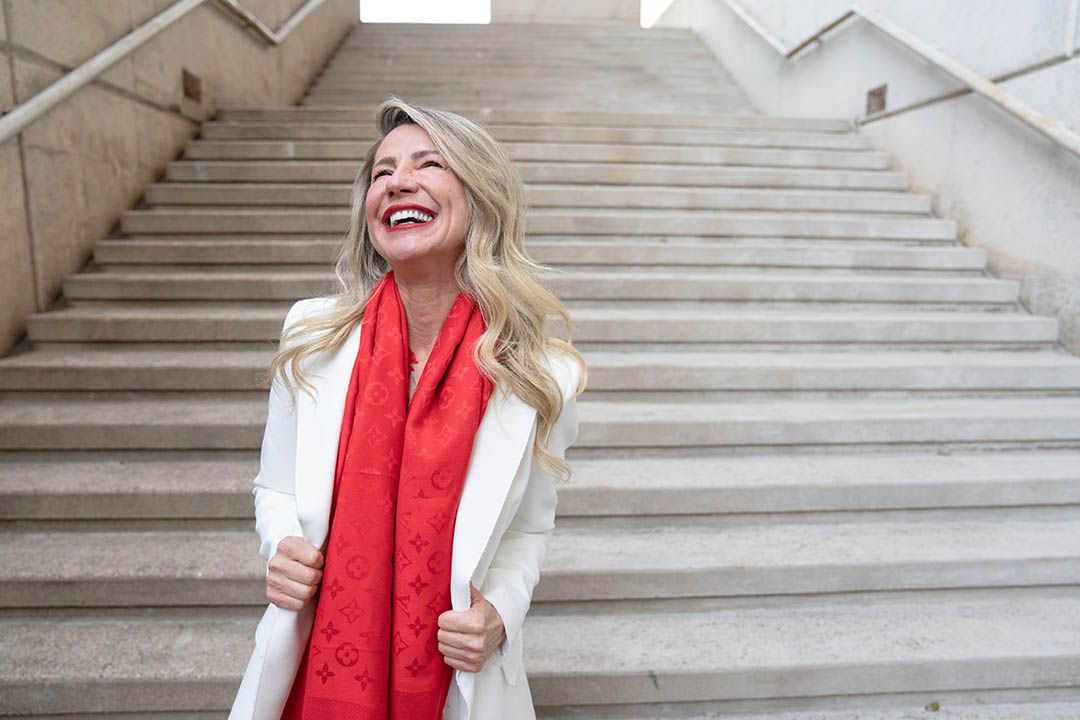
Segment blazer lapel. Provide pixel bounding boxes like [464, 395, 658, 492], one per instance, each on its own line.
[449, 383, 538, 720]
[450, 385, 538, 611]
[294, 320, 361, 550]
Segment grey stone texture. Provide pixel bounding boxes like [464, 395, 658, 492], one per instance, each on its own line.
[2, 17, 1080, 720]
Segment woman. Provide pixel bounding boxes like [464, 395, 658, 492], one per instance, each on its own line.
[228, 96, 586, 720]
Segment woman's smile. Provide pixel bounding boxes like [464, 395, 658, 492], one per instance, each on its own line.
[382, 202, 440, 232]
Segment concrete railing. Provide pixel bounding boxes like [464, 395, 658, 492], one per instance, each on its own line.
[724, 0, 1080, 162]
[0, 0, 325, 146]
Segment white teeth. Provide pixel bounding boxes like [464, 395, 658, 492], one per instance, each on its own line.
[388, 208, 435, 227]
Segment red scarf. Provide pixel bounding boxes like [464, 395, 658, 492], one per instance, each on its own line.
[281, 270, 494, 719]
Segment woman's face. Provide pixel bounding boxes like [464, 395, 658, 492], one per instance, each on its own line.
[365, 124, 470, 275]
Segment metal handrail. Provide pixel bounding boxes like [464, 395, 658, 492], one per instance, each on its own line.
[215, 0, 327, 44]
[723, 0, 1080, 161]
[0, 0, 326, 146]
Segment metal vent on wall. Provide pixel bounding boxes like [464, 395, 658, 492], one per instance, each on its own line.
[182, 68, 202, 103]
[866, 83, 887, 115]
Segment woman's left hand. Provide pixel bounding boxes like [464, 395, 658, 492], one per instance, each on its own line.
[437, 583, 506, 673]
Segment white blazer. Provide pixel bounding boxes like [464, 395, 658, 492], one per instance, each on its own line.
[229, 297, 582, 720]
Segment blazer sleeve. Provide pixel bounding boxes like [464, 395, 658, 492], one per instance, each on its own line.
[253, 299, 310, 578]
[479, 354, 581, 682]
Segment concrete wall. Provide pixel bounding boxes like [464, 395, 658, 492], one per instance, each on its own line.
[492, 0, 639, 26]
[654, 0, 1080, 354]
[0, 0, 358, 355]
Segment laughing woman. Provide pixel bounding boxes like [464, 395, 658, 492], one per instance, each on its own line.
[228, 96, 586, 720]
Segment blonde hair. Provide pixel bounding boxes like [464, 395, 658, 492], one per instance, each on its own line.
[268, 96, 587, 481]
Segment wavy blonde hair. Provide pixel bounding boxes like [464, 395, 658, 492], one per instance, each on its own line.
[268, 96, 587, 482]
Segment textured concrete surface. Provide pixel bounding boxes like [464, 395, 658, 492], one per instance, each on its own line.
[2, 17, 1080, 718]
[5, 519, 1079, 606]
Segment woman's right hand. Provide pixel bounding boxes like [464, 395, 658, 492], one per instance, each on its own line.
[266, 535, 324, 610]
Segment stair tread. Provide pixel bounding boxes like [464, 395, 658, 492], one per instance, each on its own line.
[216, 106, 853, 129]
[604, 705, 1080, 720]
[2, 450, 1079, 512]
[4, 348, 1078, 369]
[6, 395, 1080, 420]
[165, 160, 911, 189]
[2, 595, 1078, 689]
[524, 594, 1080, 674]
[65, 269, 1012, 285]
[580, 396, 1080, 419]
[4, 519, 1079, 581]
[124, 207, 944, 220]
[27, 304, 1050, 320]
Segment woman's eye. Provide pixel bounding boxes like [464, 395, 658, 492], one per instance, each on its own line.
[372, 160, 442, 182]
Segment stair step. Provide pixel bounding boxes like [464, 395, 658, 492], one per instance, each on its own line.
[201, 122, 871, 149]
[0, 614, 256, 715]
[3, 397, 1080, 450]
[307, 75, 737, 87]
[0, 457, 258, 521]
[144, 182, 930, 214]
[94, 237, 987, 271]
[323, 47, 724, 60]
[119, 208, 956, 240]
[549, 704, 1080, 720]
[165, 160, 910, 188]
[182, 139, 889, 169]
[579, 350, 1080, 392]
[562, 450, 1080, 516]
[523, 594, 1080, 706]
[5, 350, 1079, 393]
[575, 397, 1080, 449]
[214, 107, 853, 132]
[3, 594, 1078, 714]
[3, 450, 1079, 523]
[25, 306, 1058, 346]
[93, 237, 986, 272]
[299, 93, 746, 113]
[4, 519, 1079, 608]
[538, 520, 1080, 600]
[0, 349, 272, 390]
[578, 703, 1080, 720]
[326, 49, 720, 60]
[61, 271, 1016, 304]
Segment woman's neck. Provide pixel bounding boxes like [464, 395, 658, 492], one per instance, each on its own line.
[394, 267, 460, 358]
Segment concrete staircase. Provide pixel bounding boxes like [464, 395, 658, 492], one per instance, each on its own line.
[3, 21, 1080, 719]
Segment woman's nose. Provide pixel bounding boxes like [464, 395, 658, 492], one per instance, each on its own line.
[386, 169, 418, 195]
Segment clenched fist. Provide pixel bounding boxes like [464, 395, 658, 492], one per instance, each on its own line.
[266, 535, 324, 610]
[437, 583, 506, 673]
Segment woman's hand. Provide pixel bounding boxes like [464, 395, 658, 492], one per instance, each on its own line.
[266, 535, 324, 610]
[437, 583, 506, 673]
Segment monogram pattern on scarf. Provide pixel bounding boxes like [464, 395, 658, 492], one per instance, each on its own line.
[282, 270, 494, 720]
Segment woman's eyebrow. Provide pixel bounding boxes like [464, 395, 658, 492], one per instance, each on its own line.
[373, 149, 440, 169]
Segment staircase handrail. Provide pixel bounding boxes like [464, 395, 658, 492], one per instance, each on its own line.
[0, 0, 326, 146]
[723, 0, 1080, 161]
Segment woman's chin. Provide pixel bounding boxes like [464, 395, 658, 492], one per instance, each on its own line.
[380, 243, 460, 270]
